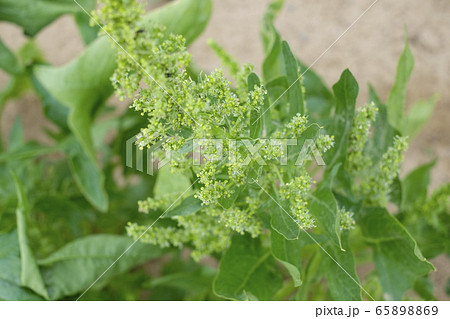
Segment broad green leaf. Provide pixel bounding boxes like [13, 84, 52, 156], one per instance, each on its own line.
[401, 160, 436, 212]
[282, 41, 305, 118]
[0, 0, 95, 37]
[322, 233, 362, 301]
[214, 235, 282, 300]
[12, 173, 49, 299]
[387, 35, 414, 132]
[270, 199, 300, 240]
[309, 187, 342, 250]
[402, 94, 439, 138]
[270, 230, 302, 287]
[248, 72, 263, 139]
[359, 207, 434, 300]
[0, 231, 44, 301]
[163, 196, 202, 218]
[325, 69, 358, 170]
[33, 37, 116, 160]
[65, 138, 108, 212]
[0, 38, 21, 75]
[153, 165, 191, 198]
[39, 234, 164, 300]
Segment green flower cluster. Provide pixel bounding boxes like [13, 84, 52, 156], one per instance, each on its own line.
[339, 208, 355, 231]
[362, 136, 409, 206]
[346, 102, 378, 172]
[280, 173, 315, 229]
[98, 0, 333, 259]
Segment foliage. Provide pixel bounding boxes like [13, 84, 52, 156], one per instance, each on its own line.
[0, 0, 447, 301]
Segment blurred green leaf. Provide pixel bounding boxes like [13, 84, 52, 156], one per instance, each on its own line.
[163, 196, 202, 218]
[142, 0, 212, 46]
[65, 138, 108, 212]
[12, 173, 49, 299]
[0, 38, 21, 75]
[39, 234, 164, 300]
[0, 0, 95, 37]
[0, 231, 44, 300]
[153, 166, 191, 198]
[402, 94, 439, 138]
[214, 235, 282, 300]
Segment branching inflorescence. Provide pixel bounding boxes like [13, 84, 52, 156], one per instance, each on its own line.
[97, 0, 408, 260]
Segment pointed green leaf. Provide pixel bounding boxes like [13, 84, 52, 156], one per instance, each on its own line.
[282, 41, 305, 118]
[387, 35, 414, 132]
[325, 69, 358, 170]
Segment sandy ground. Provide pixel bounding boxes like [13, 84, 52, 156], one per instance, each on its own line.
[0, 0, 448, 300]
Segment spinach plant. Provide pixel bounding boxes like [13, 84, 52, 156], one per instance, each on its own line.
[0, 0, 447, 301]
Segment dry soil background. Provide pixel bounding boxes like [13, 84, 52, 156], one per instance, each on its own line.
[0, 0, 449, 300]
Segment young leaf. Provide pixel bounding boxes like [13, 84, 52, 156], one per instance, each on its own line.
[11, 173, 49, 299]
[214, 235, 282, 300]
[387, 34, 414, 132]
[358, 207, 435, 300]
[270, 230, 302, 287]
[39, 235, 164, 300]
[325, 69, 358, 170]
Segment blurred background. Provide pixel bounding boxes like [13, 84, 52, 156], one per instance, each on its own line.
[0, 0, 449, 299]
